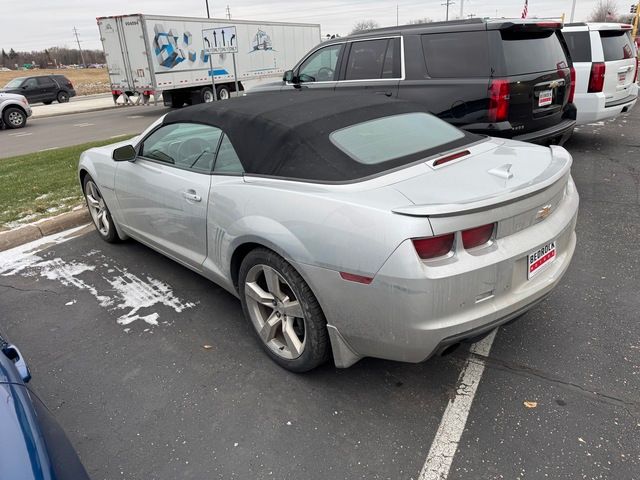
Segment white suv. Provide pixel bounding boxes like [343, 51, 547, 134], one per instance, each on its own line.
[562, 23, 638, 125]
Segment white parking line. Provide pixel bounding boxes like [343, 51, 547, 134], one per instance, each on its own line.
[8, 132, 32, 137]
[109, 134, 127, 139]
[126, 115, 143, 119]
[418, 329, 497, 480]
[38, 147, 60, 152]
[73, 122, 95, 127]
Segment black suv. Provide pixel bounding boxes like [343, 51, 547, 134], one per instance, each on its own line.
[1, 74, 76, 104]
[251, 19, 577, 145]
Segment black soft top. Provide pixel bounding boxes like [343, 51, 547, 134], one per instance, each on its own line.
[163, 92, 476, 182]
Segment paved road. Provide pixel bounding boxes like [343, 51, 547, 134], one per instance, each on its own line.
[0, 105, 170, 158]
[1, 109, 639, 479]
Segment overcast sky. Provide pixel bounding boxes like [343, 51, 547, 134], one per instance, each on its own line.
[2, 0, 605, 51]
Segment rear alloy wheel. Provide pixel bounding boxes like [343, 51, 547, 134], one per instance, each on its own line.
[83, 176, 119, 243]
[2, 107, 26, 129]
[216, 85, 231, 100]
[239, 249, 330, 372]
[57, 91, 69, 103]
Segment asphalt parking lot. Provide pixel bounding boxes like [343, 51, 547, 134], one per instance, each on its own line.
[1, 108, 639, 479]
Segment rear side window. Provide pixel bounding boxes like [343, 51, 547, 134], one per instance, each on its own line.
[600, 30, 635, 61]
[344, 38, 400, 80]
[36, 77, 56, 86]
[500, 30, 568, 75]
[421, 32, 490, 78]
[330, 112, 465, 164]
[563, 31, 592, 62]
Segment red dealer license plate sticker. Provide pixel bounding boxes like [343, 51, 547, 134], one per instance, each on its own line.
[538, 90, 553, 107]
[527, 241, 556, 279]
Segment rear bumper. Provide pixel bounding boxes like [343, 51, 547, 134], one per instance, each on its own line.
[300, 177, 579, 368]
[574, 86, 638, 125]
[511, 118, 575, 145]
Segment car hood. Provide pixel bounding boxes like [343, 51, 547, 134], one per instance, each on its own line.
[0, 91, 27, 101]
[390, 138, 572, 216]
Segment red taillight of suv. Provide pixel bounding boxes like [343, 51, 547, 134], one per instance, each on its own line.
[67, 81, 74, 89]
[634, 57, 639, 84]
[587, 62, 606, 93]
[488, 79, 510, 123]
[568, 66, 576, 103]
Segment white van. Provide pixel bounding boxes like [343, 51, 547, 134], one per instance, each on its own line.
[562, 23, 638, 125]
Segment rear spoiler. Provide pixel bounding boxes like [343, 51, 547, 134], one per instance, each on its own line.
[392, 146, 572, 218]
[486, 19, 564, 31]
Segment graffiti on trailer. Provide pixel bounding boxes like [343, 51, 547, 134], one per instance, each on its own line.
[153, 24, 207, 68]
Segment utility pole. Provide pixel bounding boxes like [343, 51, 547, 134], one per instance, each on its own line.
[441, 0, 455, 21]
[569, 0, 577, 22]
[72, 27, 86, 67]
[459, 0, 464, 19]
[205, 0, 211, 18]
[396, 4, 399, 26]
[226, 4, 231, 19]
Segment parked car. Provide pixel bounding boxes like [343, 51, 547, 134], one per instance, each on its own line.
[0, 92, 32, 129]
[0, 74, 76, 104]
[249, 18, 577, 145]
[562, 23, 638, 125]
[78, 93, 578, 372]
[0, 332, 90, 479]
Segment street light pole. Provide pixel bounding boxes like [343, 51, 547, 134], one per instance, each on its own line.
[569, 0, 576, 22]
[205, 0, 211, 18]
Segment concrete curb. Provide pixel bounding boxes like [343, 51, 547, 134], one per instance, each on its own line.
[0, 208, 91, 252]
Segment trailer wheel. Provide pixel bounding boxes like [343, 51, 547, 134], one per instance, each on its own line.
[200, 87, 215, 103]
[216, 85, 231, 100]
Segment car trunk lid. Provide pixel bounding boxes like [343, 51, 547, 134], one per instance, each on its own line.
[488, 23, 572, 135]
[598, 28, 637, 104]
[390, 139, 572, 221]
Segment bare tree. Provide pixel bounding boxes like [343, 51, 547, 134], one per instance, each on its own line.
[408, 18, 433, 24]
[588, 0, 618, 22]
[351, 20, 379, 35]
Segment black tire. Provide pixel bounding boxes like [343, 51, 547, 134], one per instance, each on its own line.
[216, 84, 231, 100]
[57, 91, 69, 103]
[82, 175, 119, 243]
[170, 94, 184, 108]
[238, 248, 330, 372]
[42, 100, 53, 105]
[200, 86, 215, 103]
[2, 107, 27, 129]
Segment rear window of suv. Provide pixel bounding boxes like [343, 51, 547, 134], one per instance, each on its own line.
[421, 32, 490, 78]
[563, 31, 592, 62]
[599, 30, 635, 61]
[500, 30, 568, 75]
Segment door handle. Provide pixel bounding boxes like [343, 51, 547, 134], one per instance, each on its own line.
[375, 91, 393, 97]
[183, 190, 202, 202]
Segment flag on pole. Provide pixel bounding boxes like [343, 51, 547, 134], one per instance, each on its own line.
[521, 0, 529, 18]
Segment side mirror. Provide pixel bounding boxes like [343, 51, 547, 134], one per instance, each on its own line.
[283, 70, 295, 83]
[112, 144, 137, 162]
[21, 85, 28, 89]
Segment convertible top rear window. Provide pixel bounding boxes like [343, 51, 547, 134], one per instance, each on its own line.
[330, 113, 465, 164]
[163, 92, 478, 183]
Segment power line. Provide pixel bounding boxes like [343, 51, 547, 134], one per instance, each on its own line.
[72, 26, 86, 67]
[226, 4, 231, 19]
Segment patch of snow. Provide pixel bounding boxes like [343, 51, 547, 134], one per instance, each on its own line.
[65, 299, 77, 306]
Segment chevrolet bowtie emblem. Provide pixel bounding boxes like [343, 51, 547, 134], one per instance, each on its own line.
[536, 204, 553, 220]
[548, 80, 561, 89]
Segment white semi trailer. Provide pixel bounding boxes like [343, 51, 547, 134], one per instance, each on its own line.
[97, 14, 321, 106]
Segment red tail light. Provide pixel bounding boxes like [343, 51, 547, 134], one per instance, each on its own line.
[588, 62, 605, 93]
[67, 81, 73, 88]
[112, 90, 123, 96]
[412, 234, 455, 260]
[634, 57, 638, 84]
[568, 66, 576, 103]
[461, 224, 495, 249]
[488, 79, 510, 122]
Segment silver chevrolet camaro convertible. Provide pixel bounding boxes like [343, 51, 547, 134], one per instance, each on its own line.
[78, 93, 579, 372]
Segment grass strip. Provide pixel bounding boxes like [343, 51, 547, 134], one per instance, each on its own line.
[0, 135, 134, 229]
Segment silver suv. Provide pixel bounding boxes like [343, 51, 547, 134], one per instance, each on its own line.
[0, 92, 32, 129]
